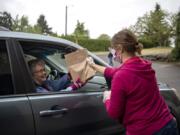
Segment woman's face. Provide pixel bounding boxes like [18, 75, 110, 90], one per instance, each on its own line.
[112, 45, 123, 63]
[32, 64, 47, 85]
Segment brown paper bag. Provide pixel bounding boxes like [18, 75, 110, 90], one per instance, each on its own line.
[65, 49, 96, 82]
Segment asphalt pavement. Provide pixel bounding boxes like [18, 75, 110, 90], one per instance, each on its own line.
[152, 62, 180, 92]
[97, 54, 180, 93]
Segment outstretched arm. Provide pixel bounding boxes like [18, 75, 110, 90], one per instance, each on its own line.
[86, 57, 106, 74]
[91, 64, 106, 74]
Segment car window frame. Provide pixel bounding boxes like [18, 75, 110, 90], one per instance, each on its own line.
[13, 38, 109, 94]
[0, 38, 34, 95]
[15, 39, 77, 94]
[10, 38, 36, 93]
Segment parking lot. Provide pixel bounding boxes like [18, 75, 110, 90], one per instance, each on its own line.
[152, 62, 180, 92]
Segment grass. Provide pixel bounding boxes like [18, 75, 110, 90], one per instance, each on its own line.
[141, 47, 173, 56]
[93, 51, 108, 55]
[94, 47, 173, 56]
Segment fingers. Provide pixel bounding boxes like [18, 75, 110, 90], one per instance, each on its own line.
[70, 77, 85, 90]
[86, 57, 95, 66]
[103, 91, 111, 103]
[74, 81, 82, 88]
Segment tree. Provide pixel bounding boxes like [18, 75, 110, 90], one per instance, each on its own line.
[149, 3, 171, 46]
[73, 20, 89, 40]
[36, 14, 52, 35]
[12, 15, 20, 31]
[129, 13, 150, 37]
[20, 16, 29, 31]
[129, 3, 172, 47]
[26, 25, 42, 34]
[0, 11, 13, 30]
[12, 15, 30, 32]
[12, 15, 43, 34]
[97, 34, 111, 40]
[167, 13, 178, 38]
[171, 11, 180, 60]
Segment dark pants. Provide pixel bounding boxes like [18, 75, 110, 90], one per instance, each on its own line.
[154, 119, 179, 135]
[108, 57, 113, 66]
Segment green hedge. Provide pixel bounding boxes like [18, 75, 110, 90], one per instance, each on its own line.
[61, 36, 110, 52]
[61, 36, 157, 52]
[77, 39, 110, 52]
[138, 39, 157, 48]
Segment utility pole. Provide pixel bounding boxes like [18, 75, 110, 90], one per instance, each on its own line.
[65, 5, 68, 36]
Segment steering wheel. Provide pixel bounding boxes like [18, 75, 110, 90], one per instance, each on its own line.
[47, 69, 60, 80]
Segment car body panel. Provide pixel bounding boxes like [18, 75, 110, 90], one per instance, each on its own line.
[28, 91, 122, 135]
[0, 95, 35, 135]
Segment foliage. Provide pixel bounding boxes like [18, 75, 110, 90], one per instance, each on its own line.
[167, 13, 177, 37]
[0, 11, 13, 30]
[73, 20, 89, 41]
[78, 39, 110, 51]
[150, 4, 171, 47]
[130, 3, 174, 48]
[27, 25, 43, 34]
[60, 35, 77, 43]
[0, 11, 55, 35]
[138, 38, 156, 48]
[97, 34, 111, 40]
[12, 15, 29, 32]
[36, 14, 52, 35]
[171, 11, 180, 61]
[11, 15, 44, 34]
[61, 35, 110, 51]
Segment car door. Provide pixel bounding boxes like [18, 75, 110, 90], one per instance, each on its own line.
[0, 39, 35, 135]
[28, 90, 121, 135]
[17, 39, 122, 135]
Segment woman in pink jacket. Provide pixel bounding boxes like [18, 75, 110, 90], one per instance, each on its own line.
[88, 29, 179, 135]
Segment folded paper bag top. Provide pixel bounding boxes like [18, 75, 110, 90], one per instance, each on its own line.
[65, 49, 96, 83]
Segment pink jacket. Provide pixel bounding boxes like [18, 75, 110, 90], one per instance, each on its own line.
[104, 56, 173, 135]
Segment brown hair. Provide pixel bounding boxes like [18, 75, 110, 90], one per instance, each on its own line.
[111, 29, 143, 55]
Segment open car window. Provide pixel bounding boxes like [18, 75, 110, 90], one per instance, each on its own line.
[18, 40, 109, 93]
[19, 41, 76, 73]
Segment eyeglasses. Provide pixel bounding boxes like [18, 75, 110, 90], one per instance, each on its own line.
[33, 68, 46, 73]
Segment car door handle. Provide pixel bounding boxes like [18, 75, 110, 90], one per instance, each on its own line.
[39, 108, 68, 117]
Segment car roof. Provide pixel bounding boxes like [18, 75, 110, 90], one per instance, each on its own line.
[0, 31, 82, 49]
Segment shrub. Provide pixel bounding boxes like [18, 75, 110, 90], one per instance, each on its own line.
[61, 36, 110, 52]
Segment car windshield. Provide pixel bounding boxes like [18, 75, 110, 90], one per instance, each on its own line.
[45, 52, 68, 72]
[46, 50, 110, 73]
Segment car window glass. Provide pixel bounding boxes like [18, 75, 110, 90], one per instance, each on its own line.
[0, 40, 14, 95]
[45, 51, 67, 72]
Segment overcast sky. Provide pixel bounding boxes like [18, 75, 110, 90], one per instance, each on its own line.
[0, 0, 180, 38]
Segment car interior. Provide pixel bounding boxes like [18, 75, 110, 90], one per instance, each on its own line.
[18, 41, 110, 93]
